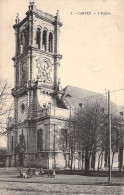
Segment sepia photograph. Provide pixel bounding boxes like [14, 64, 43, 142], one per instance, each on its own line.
[0, 0, 124, 194]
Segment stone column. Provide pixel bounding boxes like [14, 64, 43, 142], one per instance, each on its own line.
[40, 28, 43, 49]
[32, 53, 36, 81]
[95, 152, 99, 170]
[47, 31, 49, 52]
[14, 27, 18, 56]
[14, 97, 18, 124]
[54, 12, 60, 54]
[53, 11, 62, 89]
[27, 51, 32, 81]
[52, 32, 54, 53]
[14, 62, 16, 89]
[28, 13, 33, 46]
[54, 58, 60, 89]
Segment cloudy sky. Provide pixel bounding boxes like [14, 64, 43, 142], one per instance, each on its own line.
[0, 0, 124, 105]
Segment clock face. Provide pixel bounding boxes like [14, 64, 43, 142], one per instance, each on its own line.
[36, 59, 52, 84]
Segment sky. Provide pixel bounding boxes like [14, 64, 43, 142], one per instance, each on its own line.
[0, 0, 124, 107]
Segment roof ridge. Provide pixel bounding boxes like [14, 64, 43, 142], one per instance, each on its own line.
[65, 85, 99, 94]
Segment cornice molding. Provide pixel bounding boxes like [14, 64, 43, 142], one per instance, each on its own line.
[12, 46, 62, 61]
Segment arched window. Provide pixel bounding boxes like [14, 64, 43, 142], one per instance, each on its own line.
[61, 129, 68, 148]
[37, 129, 43, 152]
[36, 28, 41, 49]
[49, 32, 53, 53]
[20, 32, 23, 53]
[20, 33, 23, 45]
[19, 129, 26, 152]
[43, 30, 47, 51]
[23, 30, 27, 48]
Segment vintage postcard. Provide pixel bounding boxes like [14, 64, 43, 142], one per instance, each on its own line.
[0, 0, 124, 194]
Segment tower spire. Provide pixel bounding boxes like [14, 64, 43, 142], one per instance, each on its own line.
[29, 0, 36, 11]
[15, 13, 20, 24]
[56, 10, 60, 21]
[29, 0, 35, 5]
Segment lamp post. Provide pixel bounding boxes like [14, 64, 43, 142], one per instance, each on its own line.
[65, 94, 76, 170]
[108, 90, 111, 183]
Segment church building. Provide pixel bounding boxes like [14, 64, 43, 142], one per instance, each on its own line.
[6, 1, 123, 170]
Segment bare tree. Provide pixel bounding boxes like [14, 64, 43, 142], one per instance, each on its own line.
[59, 121, 76, 170]
[74, 98, 124, 173]
[73, 97, 107, 173]
[0, 79, 12, 136]
[111, 114, 124, 171]
[58, 94, 123, 173]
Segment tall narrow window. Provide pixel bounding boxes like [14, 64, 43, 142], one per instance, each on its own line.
[43, 30, 47, 51]
[36, 28, 41, 49]
[19, 130, 25, 153]
[37, 129, 43, 152]
[23, 30, 27, 49]
[49, 32, 53, 53]
[61, 129, 68, 148]
[20, 33, 23, 53]
[11, 135, 13, 152]
[20, 33, 23, 45]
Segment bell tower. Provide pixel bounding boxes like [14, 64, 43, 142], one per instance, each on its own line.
[11, 1, 62, 123]
[13, 1, 62, 90]
[6, 1, 65, 168]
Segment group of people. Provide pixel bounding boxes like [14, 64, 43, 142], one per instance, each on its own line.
[20, 167, 55, 178]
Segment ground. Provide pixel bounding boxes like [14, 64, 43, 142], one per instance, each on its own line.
[0, 168, 123, 195]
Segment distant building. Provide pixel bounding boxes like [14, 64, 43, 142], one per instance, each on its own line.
[6, 1, 124, 170]
[0, 147, 7, 167]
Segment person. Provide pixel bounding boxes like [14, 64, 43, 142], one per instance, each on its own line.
[20, 168, 23, 177]
[52, 169, 55, 177]
[40, 167, 43, 176]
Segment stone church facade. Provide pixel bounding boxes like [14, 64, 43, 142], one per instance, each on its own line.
[6, 1, 123, 170]
[6, 1, 70, 168]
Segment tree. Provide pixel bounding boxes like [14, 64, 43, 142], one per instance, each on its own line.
[59, 96, 107, 171]
[0, 79, 12, 136]
[73, 96, 107, 173]
[111, 114, 124, 171]
[66, 96, 123, 173]
[58, 94, 123, 172]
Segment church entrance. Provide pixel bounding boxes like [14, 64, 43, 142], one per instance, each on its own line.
[19, 153, 24, 167]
